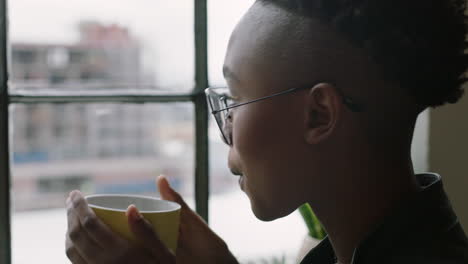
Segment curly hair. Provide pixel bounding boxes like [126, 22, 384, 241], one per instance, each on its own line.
[259, 0, 467, 108]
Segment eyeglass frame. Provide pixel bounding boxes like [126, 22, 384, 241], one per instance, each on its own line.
[205, 85, 364, 145]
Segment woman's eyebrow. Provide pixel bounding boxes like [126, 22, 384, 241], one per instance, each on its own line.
[223, 66, 241, 84]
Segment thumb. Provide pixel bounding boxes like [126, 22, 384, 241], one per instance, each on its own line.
[126, 205, 174, 262]
[157, 175, 189, 210]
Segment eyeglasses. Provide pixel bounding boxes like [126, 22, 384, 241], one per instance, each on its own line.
[205, 85, 364, 145]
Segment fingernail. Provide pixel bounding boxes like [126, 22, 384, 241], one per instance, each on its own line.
[69, 192, 77, 204]
[129, 205, 143, 220]
[69, 190, 81, 200]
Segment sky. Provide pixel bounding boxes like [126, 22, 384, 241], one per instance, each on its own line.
[9, 0, 255, 88]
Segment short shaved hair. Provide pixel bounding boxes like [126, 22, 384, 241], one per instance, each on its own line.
[259, 0, 467, 109]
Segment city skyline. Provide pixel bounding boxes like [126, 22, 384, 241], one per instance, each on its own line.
[9, 0, 255, 87]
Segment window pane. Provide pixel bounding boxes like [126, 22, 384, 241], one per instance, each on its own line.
[9, 0, 194, 93]
[10, 103, 194, 263]
[208, 0, 254, 86]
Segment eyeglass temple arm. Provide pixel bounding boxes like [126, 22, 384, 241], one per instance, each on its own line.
[209, 86, 365, 114]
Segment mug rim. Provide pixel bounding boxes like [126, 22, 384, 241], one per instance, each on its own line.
[85, 194, 181, 213]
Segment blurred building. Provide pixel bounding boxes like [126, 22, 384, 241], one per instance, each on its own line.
[10, 22, 195, 211]
[11, 21, 142, 87]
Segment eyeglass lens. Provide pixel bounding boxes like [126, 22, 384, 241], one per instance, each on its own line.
[210, 91, 230, 145]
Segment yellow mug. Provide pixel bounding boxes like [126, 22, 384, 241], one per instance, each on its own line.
[85, 194, 181, 253]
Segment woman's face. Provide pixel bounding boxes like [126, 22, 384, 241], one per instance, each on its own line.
[222, 3, 320, 221]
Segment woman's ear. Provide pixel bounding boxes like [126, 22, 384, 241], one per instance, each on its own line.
[304, 83, 342, 144]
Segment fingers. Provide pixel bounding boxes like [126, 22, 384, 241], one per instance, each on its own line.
[65, 235, 86, 264]
[65, 246, 87, 264]
[157, 176, 209, 230]
[67, 193, 103, 262]
[67, 220, 102, 261]
[67, 191, 123, 249]
[157, 175, 189, 210]
[126, 205, 175, 264]
[66, 230, 95, 264]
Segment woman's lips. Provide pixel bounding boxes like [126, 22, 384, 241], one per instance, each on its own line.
[230, 168, 244, 190]
[238, 175, 244, 190]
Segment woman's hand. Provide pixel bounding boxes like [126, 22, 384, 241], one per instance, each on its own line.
[65, 175, 238, 264]
[65, 190, 174, 263]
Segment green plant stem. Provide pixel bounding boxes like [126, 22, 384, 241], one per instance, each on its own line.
[298, 203, 326, 239]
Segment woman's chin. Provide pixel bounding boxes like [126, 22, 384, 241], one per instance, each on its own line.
[249, 200, 286, 222]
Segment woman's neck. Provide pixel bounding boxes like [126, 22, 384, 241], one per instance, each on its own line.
[311, 158, 421, 264]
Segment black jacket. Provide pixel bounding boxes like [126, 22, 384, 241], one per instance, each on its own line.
[300, 173, 468, 264]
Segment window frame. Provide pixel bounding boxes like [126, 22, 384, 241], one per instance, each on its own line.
[0, 0, 209, 263]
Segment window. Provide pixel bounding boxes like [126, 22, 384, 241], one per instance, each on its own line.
[12, 50, 36, 64]
[37, 175, 92, 195]
[3, 1, 201, 263]
[2, 0, 310, 263]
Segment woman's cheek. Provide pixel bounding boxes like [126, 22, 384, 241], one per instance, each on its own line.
[232, 108, 265, 157]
